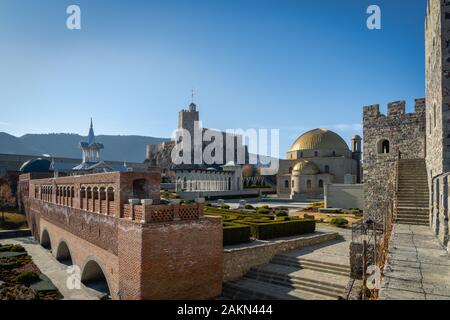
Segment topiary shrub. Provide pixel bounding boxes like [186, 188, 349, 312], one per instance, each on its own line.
[10, 245, 26, 253]
[0, 245, 13, 252]
[221, 204, 231, 210]
[331, 218, 349, 228]
[238, 219, 316, 240]
[256, 207, 271, 214]
[223, 223, 251, 246]
[244, 204, 255, 210]
[16, 272, 39, 286]
[276, 211, 289, 217]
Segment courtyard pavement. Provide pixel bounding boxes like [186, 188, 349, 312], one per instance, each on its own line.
[0, 237, 99, 300]
[379, 224, 450, 300]
[219, 198, 314, 212]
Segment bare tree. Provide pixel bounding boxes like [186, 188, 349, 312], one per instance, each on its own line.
[0, 183, 16, 224]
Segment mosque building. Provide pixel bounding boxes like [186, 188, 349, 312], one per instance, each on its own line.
[276, 128, 362, 199]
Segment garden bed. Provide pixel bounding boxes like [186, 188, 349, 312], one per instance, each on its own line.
[0, 243, 61, 300]
[205, 206, 316, 245]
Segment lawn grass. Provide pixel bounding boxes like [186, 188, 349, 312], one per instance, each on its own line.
[0, 211, 28, 230]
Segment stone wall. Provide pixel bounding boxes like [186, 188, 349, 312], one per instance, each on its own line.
[363, 100, 426, 222]
[425, 0, 450, 252]
[324, 184, 363, 210]
[223, 232, 339, 283]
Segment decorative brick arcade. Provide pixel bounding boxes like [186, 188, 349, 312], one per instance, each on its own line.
[18, 170, 223, 300]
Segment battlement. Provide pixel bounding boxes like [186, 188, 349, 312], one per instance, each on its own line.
[363, 98, 426, 120]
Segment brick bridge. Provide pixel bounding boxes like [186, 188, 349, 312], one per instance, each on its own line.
[18, 170, 223, 300]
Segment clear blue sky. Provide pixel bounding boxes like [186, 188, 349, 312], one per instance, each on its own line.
[0, 0, 427, 157]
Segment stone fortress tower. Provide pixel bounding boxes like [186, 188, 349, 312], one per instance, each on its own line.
[363, 100, 426, 222]
[146, 101, 249, 183]
[362, 0, 450, 252]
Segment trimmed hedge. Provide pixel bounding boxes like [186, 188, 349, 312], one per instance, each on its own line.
[241, 220, 316, 240]
[223, 223, 251, 246]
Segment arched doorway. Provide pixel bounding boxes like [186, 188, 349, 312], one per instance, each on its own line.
[56, 241, 73, 266]
[81, 260, 111, 300]
[41, 229, 51, 250]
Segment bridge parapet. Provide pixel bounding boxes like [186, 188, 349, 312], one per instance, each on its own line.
[122, 203, 203, 223]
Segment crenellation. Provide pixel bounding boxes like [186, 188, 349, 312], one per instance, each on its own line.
[363, 104, 380, 120]
[387, 100, 406, 117]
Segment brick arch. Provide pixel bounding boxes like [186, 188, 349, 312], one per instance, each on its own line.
[40, 228, 51, 250]
[56, 239, 73, 266]
[81, 256, 112, 299]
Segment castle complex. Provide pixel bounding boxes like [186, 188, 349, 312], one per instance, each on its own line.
[363, 0, 450, 252]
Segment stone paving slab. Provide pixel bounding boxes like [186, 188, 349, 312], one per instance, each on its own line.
[0, 237, 98, 300]
[379, 224, 450, 300]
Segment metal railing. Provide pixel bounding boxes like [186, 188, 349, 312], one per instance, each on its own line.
[351, 200, 394, 299]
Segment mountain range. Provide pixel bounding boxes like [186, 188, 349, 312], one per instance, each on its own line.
[0, 132, 169, 163]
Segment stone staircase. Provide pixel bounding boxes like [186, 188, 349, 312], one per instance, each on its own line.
[222, 239, 350, 300]
[395, 159, 430, 226]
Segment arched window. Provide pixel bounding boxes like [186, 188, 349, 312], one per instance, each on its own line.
[319, 180, 324, 189]
[307, 180, 312, 190]
[332, 151, 336, 157]
[285, 180, 289, 188]
[314, 151, 318, 157]
[378, 139, 390, 154]
[300, 152, 303, 158]
[288, 167, 293, 174]
[291, 180, 295, 188]
[325, 165, 330, 174]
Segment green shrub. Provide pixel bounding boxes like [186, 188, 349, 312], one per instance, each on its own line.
[261, 205, 270, 209]
[223, 223, 251, 246]
[239, 219, 316, 240]
[16, 272, 39, 286]
[10, 245, 26, 252]
[221, 205, 231, 210]
[276, 211, 289, 217]
[331, 218, 349, 228]
[256, 207, 271, 214]
[244, 204, 255, 210]
[205, 203, 212, 207]
[0, 245, 13, 252]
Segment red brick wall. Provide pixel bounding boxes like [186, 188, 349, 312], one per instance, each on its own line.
[139, 216, 223, 300]
[40, 218, 120, 299]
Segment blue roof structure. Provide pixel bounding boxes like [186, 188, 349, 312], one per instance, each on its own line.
[20, 158, 51, 173]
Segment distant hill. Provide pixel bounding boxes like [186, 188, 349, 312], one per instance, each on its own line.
[0, 132, 169, 163]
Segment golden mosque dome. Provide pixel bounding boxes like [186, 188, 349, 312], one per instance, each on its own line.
[289, 128, 349, 152]
[292, 160, 319, 175]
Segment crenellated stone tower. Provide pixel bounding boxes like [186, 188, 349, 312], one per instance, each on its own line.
[363, 100, 426, 222]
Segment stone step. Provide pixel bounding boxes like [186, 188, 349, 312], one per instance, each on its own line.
[244, 270, 344, 299]
[396, 209, 429, 214]
[397, 202, 429, 207]
[273, 254, 350, 275]
[395, 217, 429, 225]
[396, 214, 429, 220]
[397, 207, 428, 211]
[270, 257, 350, 277]
[222, 278, 334, 300]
